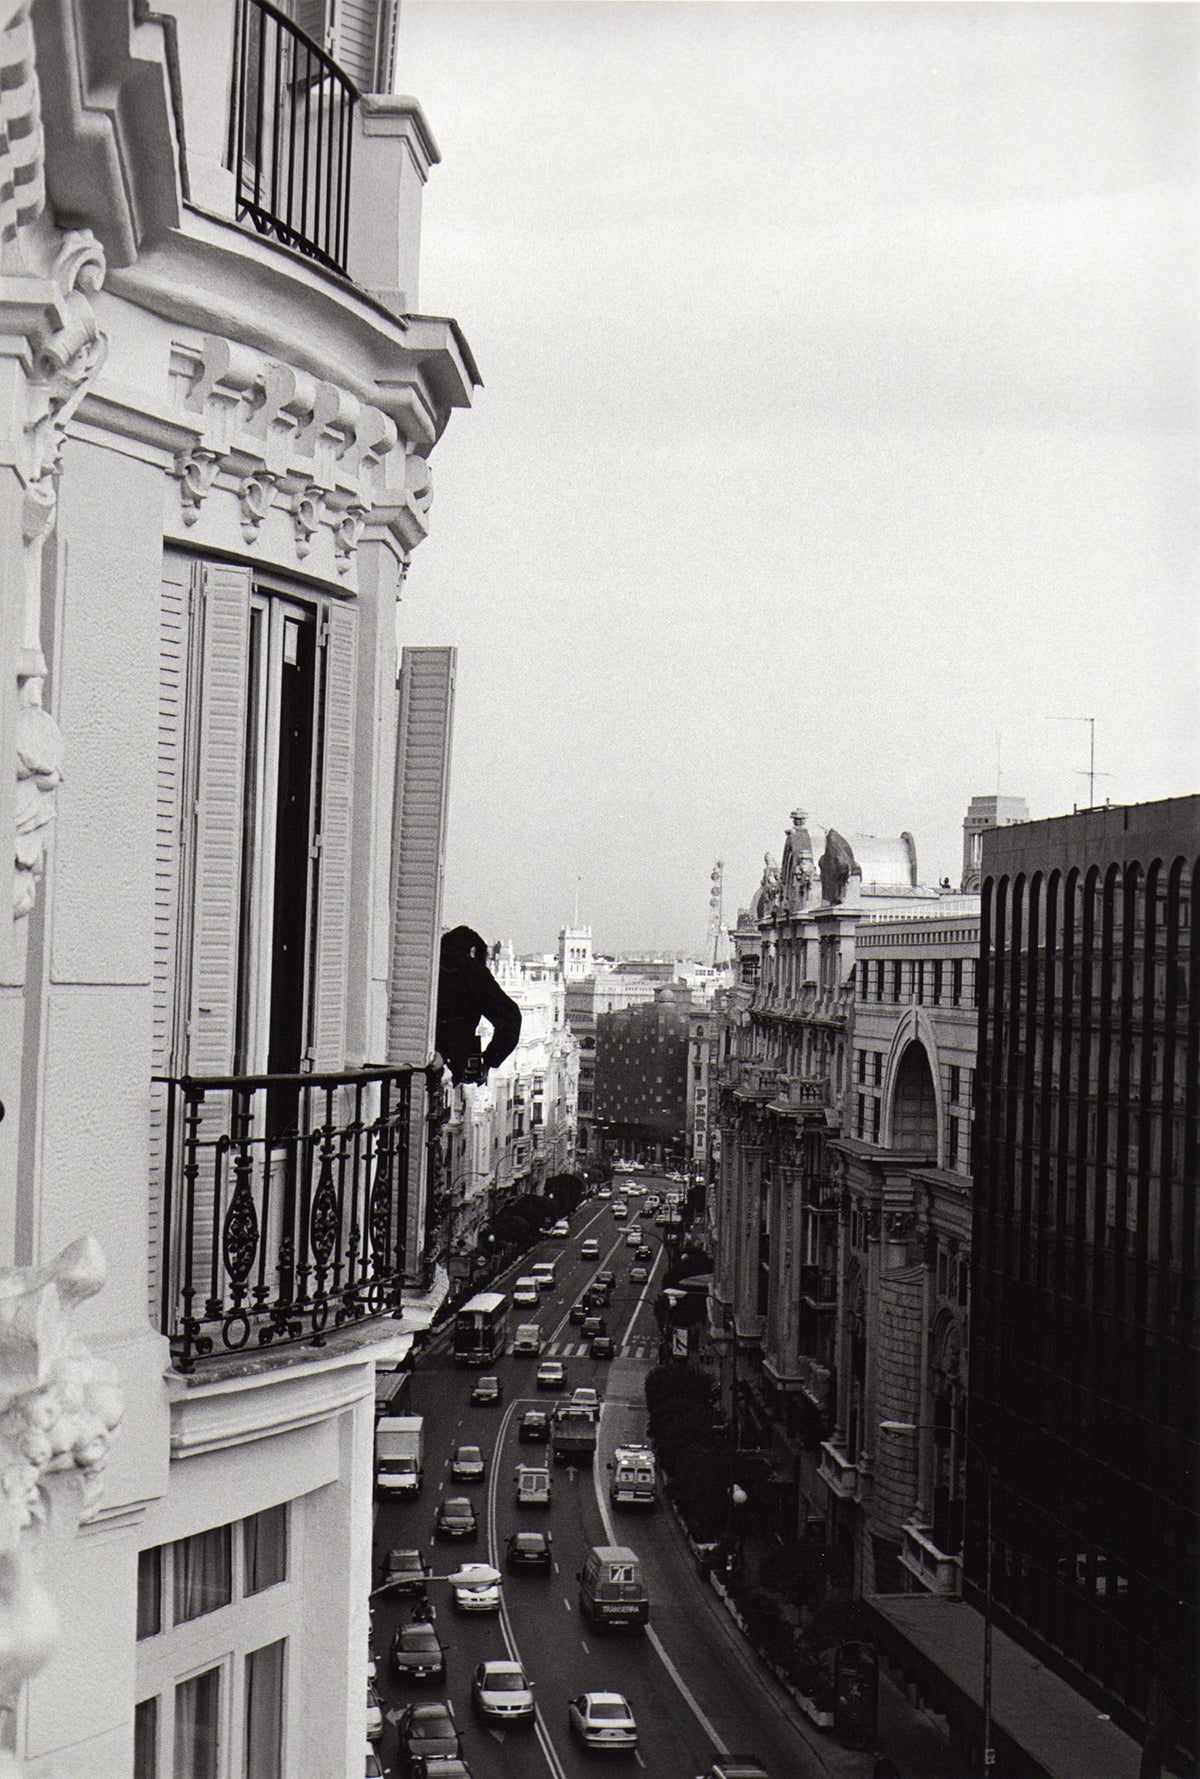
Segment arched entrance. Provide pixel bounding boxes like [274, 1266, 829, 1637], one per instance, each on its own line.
[890, 1042, 937, 1155]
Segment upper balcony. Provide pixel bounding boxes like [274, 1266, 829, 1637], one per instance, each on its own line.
[900, 1522, 963, 1597]
[156, 1063, 441, 1372]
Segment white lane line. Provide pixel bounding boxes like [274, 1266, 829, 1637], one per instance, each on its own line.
[595, 1404, 730, 1762]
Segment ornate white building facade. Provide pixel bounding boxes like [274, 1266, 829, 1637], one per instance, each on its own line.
[0, 1, 474, 1770]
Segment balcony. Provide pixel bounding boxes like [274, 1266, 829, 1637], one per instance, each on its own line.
[797, 1356, 833, 1414]
[819, 1438, 860, 1500]
[230, 0, 358, 274]
[800, 1264, 838, 1307]
[900, 1522, 963, 1597]
[157, 1064, 439, 1372]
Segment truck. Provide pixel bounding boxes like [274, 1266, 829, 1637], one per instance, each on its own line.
[551, 1405, 597, 1463]
[513, 1323, 542, 1355]
[609, 1444, 657, 1507]
[374, 1415, 424, 1497]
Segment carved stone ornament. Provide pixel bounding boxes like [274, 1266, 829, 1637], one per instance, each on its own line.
[0, 1238, 122, 1761]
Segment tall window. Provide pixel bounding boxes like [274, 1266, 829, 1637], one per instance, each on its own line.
[244, 1641, 286, 1779]
[174, 1668, 221, 1779]
[174, 1526, 233, 1624]
[134, 1698, 158, 1779]
[244, 1506, 288, 1595]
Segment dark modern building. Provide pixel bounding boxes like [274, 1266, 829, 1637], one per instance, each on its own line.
[593, 985, 696, 1162]
[970, 797, 1198, 1768]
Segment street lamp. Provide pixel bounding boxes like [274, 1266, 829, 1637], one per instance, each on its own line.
[879, 1418, 995, 1773]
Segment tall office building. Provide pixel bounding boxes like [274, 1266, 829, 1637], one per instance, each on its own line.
[970, 797, 1198, 1766]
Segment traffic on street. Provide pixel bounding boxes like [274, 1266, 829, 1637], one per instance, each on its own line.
[368, 1174, 843, 1779]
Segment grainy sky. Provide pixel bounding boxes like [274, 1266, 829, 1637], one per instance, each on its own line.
[396, 0, 1199, 957]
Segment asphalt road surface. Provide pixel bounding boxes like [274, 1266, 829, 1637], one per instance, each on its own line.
[370, 1177, 846, 1779]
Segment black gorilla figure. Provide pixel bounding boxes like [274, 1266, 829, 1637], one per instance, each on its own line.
[434, 926, 522, 1086]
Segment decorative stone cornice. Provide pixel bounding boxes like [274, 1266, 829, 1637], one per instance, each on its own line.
[164, 331, 434, 570]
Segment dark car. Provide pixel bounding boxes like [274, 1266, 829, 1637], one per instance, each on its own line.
[391, 1620, 445, 1683]
[569, 1301, 589, 1325]
[517, 1408, 550, 1443]
[590, 1333, 615, 1359]
[410, 1759, 473, 1779]
[581, 1315, 605, 1339]
[470, 1374, 501, 1405]
[396, 1701, 460, 1769]
[585, 1283, 612, 1310]
[635, 1244, 652, 1262]
[596, 1269, 616, 1287]
[505, 1529, 552, 1572]
[630, 1264, 649, 1283]
[450, 1443, 486, 1482]
[435, 1496, 477, 1540]
[382, 1547, 432, 1595]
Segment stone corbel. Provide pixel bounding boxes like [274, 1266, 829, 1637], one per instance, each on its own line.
[292, 484, 323, 558]
[172, 444, 221, 525]
[333, 501, 368, 573]
[238, 471, 276, 545]
[0, 1238, 122, 1754]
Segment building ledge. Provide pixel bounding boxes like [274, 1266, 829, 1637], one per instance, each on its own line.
[899, 1521, 962, 1597]
[819, 1439, 859, 1499]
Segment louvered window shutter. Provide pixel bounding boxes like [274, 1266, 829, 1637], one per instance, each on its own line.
[189, 562, 252, 1076]
[309, 598, 358, 1071]
[387, 646, 456, 1065]
[293, 0, 331, 51]
[388, 646, 455, 1281]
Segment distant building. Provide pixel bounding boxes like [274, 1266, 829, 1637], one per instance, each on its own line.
[966, 796, 1199, 1766]
[564, 963, 658, 1153]
[960, 793, 1029, 893]
[593, 985, 698, 1165]
[558, 924, 594, 980]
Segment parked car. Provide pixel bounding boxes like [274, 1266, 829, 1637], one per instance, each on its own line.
[505, 1529, 553, 1572]
[470, 1374, 501, 1405]
[550, 1219, 570, 1238]
[596, 1186, 612, 1199]
[365, 1749, 387, 1779]
[395, 1702, 460, 1770]
[391, 1620, 445, 1683]
[450, 1443, 485, 1482]
[382, 1547, 431, 1595]
[590, 1333, 615, 1359]
[435, 1496, 477, 1540]
[630, 1264, 649, 1284]
[367, 1683, 383, 1741]
[518, 1407, 550, 1443]
[536, 1359, 565, 1390]
[472, 1660, 535, 1721]
[568, 1692, 638, 1750]
[581, 1237, 600, 1257]
[452, 1572, 501, 1613]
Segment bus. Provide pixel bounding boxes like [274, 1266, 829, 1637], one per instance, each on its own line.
[452, 1292, 509, 1364]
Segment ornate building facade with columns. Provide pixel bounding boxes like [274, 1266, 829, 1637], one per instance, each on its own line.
[0, 1, 475, 1770]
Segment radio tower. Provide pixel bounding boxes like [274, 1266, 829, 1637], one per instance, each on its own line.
[707, 860, 724, 966]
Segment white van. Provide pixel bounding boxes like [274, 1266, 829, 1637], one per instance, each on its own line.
[513, 1323, 541, 1354]
[531, 1261, 556, 1291]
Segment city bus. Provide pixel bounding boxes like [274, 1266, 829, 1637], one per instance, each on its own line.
[452, 1292, 509, 1365]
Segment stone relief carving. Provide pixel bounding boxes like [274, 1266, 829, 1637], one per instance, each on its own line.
[0, 1238, 122, 1767]
[169, 334, 429, 567]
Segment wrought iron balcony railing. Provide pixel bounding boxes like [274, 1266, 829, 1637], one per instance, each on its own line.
[229, 0, 358, 275]
[157, 1064, 440, 1372]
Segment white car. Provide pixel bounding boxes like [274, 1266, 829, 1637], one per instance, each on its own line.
[536, 1359, 565, 1389]
[611, 1201, 628, 1219]
[453, 1572, 502, 1613]
[513, 1278, 540, 1306]
[366, 1683, 383, 1742]
[581, 1237, 600, 1258]
[568, 1691, 638, 1749]
[571, 1386, 600, 1415]
[450, 1443, 486, 1482]
[473, 1659, 535, 1720]
[550, 1219, 570, 1237]
[597, 1186, 612, 1199]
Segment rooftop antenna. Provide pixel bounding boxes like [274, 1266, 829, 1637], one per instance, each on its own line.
[707, 861, 724, 967]
[1048, 715, 1112, 809]
[573, 876, 580, 928]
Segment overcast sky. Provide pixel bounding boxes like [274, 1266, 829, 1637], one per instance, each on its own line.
[396, 0, 1199, 958]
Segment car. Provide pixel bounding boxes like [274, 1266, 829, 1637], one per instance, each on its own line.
[625, 1228, 640, 1247]
[693, 1764, 773, 1779]
[596, 1269, 616, 1288]
[382, 1547, 431, 1595]
[472, 1659, 535, 1721]
[611, 1201, 628, 1219]
[396, 1701, 460, 1769]
[515, 1463, 552, 1506]
[596, 1186, 612, 1199]
[585, 1283, 611, 1311]
[513, 1322, 542, 1355]
[434, 1496, 477, 1540]
[367, 1682, 383, 1741]
[630, 1264, 649, 1284]
[568, 1691, 638, 1750]
[590, 1333, 615, 1359]
[505, 1529, 553, 1572]
[452, 1572, 501, 1613]
[470, 1374, 501, 1404]
[410, 1760, 473, 1779]
[550, 1219, 570, 1238]
[450, 1443, 485, 1482]
[367, 1649, 377, 1684]
[536, 1359, 565, 1390]
[518, 1407, 550, 1443]
[569, 1300, 589, 1324]
[581, 1237, 600, 1257]
[571, 1386, 600, 1414]
[636, 1244, 652, 1262]
[512, 1278, 540, 1306]
[365, 1749, 387, 1779]
[581, 1315, 605, 1340]
[391, 1620, 446, 1683]
[643, 1195, 660, 1212]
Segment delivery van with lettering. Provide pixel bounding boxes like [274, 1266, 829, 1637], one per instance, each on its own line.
[577, 1544, 649, 1629]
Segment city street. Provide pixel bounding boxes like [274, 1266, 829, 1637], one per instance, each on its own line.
[370, 1183, 860, 1779]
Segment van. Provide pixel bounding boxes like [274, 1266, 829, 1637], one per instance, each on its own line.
[531, 1261, 556, 1290]
[515, 1464, 552, 1507]
[577, 1544, 649, 1628]
[513, 1323, 541, 1355]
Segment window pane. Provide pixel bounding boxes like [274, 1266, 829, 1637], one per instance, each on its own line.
[173, 1525, 232, 1624]
[174, 1667, 220, 1779]
[244, 1640, 285, 1779]
[134, 1696, 158, 1779]
[137, 1547, 162, 1639]
[244, 1505, 288, 1595]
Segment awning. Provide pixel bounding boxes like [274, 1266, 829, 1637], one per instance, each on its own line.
[866, 1593, 1158, 1779]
